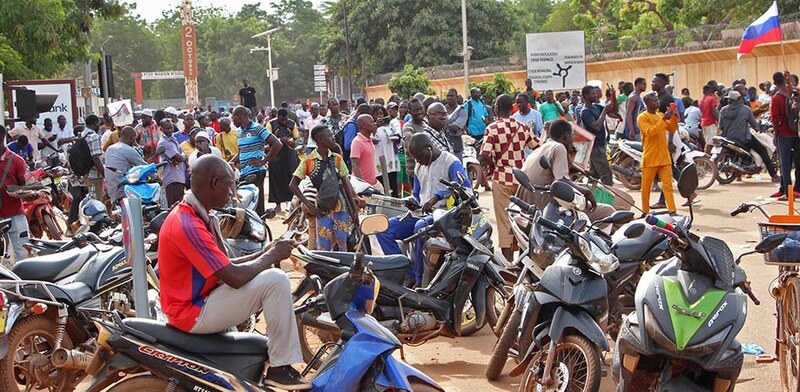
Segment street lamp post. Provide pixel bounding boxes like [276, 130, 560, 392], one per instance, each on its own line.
[252, 27, 281, 108]
[461, 0, 469, 95]
[100, 35, 113, 111]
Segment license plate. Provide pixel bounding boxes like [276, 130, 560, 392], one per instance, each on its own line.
[40, 178, 52, 186]
[0, 308, 8, 333]
[711, 146, 722, 154]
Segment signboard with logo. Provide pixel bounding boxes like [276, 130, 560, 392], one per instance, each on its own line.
[7, 79, 78, 129]
[313, 64, 328, 92]
[525, 31, 586, 91]
[141, 71, 185, 80]
[181, 27, 198, 80]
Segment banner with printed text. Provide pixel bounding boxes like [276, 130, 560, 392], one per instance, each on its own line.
[525, 31, 586, 91]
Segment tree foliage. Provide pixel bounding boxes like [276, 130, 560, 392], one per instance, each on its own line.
[469, 73, 519, 105]
[387, 65, 433, 99]
[0, 0, 124, 80]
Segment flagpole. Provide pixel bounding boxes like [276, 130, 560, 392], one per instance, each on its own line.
[778, 0, 788, 71]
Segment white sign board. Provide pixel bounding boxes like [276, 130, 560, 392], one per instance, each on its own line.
[107, 99, 134, 127]
[8, 80, 78, 130]
[525, 31, 586, 91]
[313, 64, 327, 92]
[140, 71, 185, 80]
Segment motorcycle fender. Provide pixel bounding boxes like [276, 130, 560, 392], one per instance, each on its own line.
[518, 291, 542, 345]
[375, 353, 444, 391]
[548, 306, 609, 351]
[683, 150, 707, 161]
[33, 206, 48, 224]
[452, 252, 490, 335]
[470, 275, 492, 330]
[291, 275, 320, 303]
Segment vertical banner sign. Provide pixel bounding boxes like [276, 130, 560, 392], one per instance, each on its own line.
[525, 31, 586, 91]
[180, 0, 199, 107]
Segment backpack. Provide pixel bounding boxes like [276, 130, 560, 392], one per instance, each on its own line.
[311, 156, 341, 211]
[779, 91, 800, 134]
[68, 136, 93, 177]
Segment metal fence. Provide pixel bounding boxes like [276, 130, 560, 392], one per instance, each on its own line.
[369, 13, 800, 84]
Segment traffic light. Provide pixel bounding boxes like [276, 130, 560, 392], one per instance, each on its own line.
[14, 89, 58, 119]
[97, 54, 115, 98]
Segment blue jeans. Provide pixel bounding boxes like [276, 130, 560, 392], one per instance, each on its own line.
[375, 215, 434, 285]
[778, 136, 800, 194]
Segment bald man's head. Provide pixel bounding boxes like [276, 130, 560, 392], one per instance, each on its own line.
[191, 155, 235, 210]
[356, 113, 377, 135]
[232, 105, 251, 128]
[119, 126, 137, 145]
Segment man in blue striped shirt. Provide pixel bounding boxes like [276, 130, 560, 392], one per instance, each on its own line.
[231, 106, 283, 215]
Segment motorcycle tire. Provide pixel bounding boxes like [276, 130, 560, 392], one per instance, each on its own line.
[780, 280, 800, 392]
[615, 156, 641, 191]
[692, 156, 717, 190]
[0, 316, 75, 392]
[519, 334, 601, 392]
[460, 295, 481, 336]
[715, 152, 739, 185]
[107, 375, 172, 392]
[43, 212, 62, 240]
[485, 309, 522, 380]
[487, 286, 506, 336]
[298, 315, 340, 370]
[467, 165, 480, 190]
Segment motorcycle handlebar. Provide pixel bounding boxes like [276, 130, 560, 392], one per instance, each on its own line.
[509, 196, 537, 215]
[403, 227, 427, 244]
[744, 285, 760, 305]
[730, 203, 751, 216]
[645, 214, 677, 233]
[535, 215, 572, 237]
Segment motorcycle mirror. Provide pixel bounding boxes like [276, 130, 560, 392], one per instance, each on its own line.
[623, 223, 646, 239]
[539, 155, 551, 170]
[677, 163, 698, 199]
[609, 211, 635, 225]
[550, 181, 576, 204]
[756, 233, 787, 254]
[155, 145, 166, 156]
[513, 168, 533, 191]
[360, 214, 389, 236]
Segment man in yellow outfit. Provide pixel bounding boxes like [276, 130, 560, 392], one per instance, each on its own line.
[638, 92, 678, 214]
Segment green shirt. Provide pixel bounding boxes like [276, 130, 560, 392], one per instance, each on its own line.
[616, 94, 628, 104]
[539, 102, 564, 122]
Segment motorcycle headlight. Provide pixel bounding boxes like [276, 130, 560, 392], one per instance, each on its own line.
[578, 235, 619, 274]
[126, 171, 140, 184]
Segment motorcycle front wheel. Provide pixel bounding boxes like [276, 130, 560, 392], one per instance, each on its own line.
[43, 211, 62, 240]
[519, 334, 601, 392]
[107, 375, 172, 392]
[615, 156, 641, 190]
[692, 156, 718, 190]
[780, 281, 800, 392]
[298, 315, 340, 370]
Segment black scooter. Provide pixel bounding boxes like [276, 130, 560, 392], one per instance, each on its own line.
[291, 179, 510, 362]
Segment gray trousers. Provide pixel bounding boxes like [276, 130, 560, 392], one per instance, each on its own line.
[190, 269, 303, 367]
[590, 144, 613, 186]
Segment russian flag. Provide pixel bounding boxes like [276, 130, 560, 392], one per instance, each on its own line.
[738, 1, 782, 59]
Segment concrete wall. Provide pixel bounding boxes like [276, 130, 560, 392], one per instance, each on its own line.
[364, 39, 800, 101]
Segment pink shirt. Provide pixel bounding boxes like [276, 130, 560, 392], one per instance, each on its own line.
[350, 132, 377, 184]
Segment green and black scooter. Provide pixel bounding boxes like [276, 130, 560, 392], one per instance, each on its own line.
[612, 163, 787, 391]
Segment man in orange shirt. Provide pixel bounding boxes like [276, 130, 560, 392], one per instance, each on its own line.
[638, 92, 678, 213]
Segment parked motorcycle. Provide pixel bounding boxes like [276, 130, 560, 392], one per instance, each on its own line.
[7, 182, 63, 241]
[214, 207, 273, 258]
[711, 129, 778, 185]
[613, 163, 782, 391]
[462, 134, 487, 190]
[612, 138, 717, 191]
[292, 180, 510, 365]
[82, 216, 443, 392]
[120, 160, 168, 219]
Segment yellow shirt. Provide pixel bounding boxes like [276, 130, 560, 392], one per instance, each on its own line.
[180, 141, 196, 156]
[216, 131, 239, 161]
[637, 110, 677, 168]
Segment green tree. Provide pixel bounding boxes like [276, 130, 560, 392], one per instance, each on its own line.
[541, 2, 578, 32]
[387, 65, 433, 99]
[469, 73, 519, 105]
[0, 0, 124, 80]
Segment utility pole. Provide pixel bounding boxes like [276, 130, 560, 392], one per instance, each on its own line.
[462, 0, 470, 95]
[83, 32, 93, 118]
[252, 27, 281, 108]
[341, 3, 354, 103]
[100, 35, 113, 112]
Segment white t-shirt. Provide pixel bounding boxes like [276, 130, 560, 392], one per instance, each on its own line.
[374, 125, 400, 174]
[302, 115, 325, 148]
[188, 146, 222, 169]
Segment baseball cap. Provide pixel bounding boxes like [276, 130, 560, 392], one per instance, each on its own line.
[727, 91, 741, 100]
[141, 109, 154, 117]
[195, 131, 211, 142]
[164, 107, 179, 116]
[387, 102, 398, 109]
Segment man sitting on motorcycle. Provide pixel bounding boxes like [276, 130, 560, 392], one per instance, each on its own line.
[718, 90, 780, 184]
[158, 155, 311, 390]
[520, 119, 616, 229]
[376, 133, 472, 287]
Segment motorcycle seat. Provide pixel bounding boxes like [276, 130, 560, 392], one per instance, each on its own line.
[311, 251, 411, 271]
[28, 238, 70, 248]
[122, 318, 270, 355]
[48, 282, 93, 304]
[12, 247, 98, 282]
[625, 141, 643, 152]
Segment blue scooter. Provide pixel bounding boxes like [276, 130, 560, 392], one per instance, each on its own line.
[82, 215, 442, 392]
[119, 146, 169, 218]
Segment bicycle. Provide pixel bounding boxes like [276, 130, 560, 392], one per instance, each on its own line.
[732, 201, 800, 392]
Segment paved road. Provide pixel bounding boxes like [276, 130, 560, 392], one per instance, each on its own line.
[270, 178, 785, 392]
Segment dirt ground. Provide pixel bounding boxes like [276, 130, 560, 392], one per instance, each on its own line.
[270, 178, 785, 392]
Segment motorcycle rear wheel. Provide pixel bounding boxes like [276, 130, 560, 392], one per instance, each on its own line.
[715, 152, 739, 185]
[519, 334, 601, 392]
[107, 375, 173, 392]
[298, 315, 340, 370]
[0, 316, 76, 392]
[780, 280, 800, 392]
[615, 156, 641, 191]
[692, 156, 717, 190]
[43, 212, 62, 240]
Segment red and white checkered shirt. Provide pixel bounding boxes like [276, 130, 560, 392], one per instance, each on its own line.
[480, 117, 540, 186]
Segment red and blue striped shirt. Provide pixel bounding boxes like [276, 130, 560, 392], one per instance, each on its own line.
[158, 202, 231, 332]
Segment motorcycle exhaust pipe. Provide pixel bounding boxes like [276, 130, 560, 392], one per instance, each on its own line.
[612, 164, 641, 179]
[52, 347, 93, 370]
[720, 160, 746, 174]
